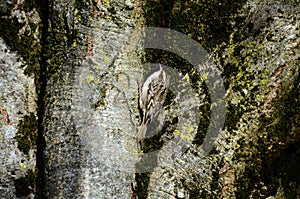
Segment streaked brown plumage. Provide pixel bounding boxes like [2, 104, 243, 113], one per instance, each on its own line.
[136, 65, 169, 149]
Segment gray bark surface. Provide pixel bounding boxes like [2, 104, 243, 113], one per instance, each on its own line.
[0, 0, 299, 198]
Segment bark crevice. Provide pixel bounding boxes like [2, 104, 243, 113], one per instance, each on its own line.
[35, 0, 50, 197]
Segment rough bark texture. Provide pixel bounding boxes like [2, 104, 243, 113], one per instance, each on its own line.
[0, 0, 39, 198]
[0, 0, 299, 198]
[42, 0, 143, 198]
[144, 0, 300, 198]
[0, 38, 37, 198]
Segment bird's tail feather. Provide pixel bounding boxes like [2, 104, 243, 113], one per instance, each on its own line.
[136, 123, 148, 149]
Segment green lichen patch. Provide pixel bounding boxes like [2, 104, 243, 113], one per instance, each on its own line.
[144, 0, 247, 51]
[0, 5, 41, 77]
[16, 113, 38, 155]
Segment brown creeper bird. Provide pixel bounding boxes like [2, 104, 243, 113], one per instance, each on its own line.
[136, 64, 169, 149]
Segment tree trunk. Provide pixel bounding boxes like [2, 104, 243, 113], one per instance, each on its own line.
[0, 0, 299, 198]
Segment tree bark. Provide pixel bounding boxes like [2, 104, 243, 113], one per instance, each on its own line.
[0, 0, 299, 198]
